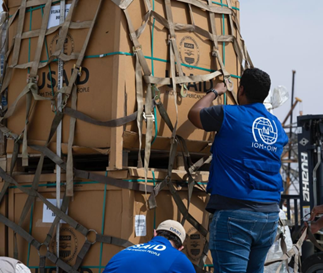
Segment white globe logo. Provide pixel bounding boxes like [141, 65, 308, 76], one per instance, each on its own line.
[252, 117, 278, 145]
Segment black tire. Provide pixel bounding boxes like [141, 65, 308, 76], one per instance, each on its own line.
[302, 253, 323, 273]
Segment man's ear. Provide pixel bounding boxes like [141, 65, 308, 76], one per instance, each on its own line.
[178, 246, 184, 251]
[239, 85, 244, 95]
[154, 229, 157, 237]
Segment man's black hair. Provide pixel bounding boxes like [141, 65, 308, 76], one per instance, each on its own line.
[156, 230, 183, 249]
[240, 68, 271, 103]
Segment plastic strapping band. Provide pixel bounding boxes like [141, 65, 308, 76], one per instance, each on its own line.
[99, 175, 108, 273]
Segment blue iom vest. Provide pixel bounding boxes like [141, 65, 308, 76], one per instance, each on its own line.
[207, 103, 288, 203]
[103, 236, 195, 273]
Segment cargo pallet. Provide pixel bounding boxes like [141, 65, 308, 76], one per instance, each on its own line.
[0, 0, 252, 271]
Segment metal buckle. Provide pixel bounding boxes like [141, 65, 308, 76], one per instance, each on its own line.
[143, 112, 155, 122]
[50, 100, 57, 113]
[27, 74, 39, 84]
[168, 34, 176, 40]
[61, 94, 70, 109]
[225, 77, 234, 92]
[167, 34, 176, 44]
[211, 51, 218, 57]
[153, 95, 161, 105]
[152, 85, 161, 105]
[180, 84, 188, 98]
[73, 64, 82, 76]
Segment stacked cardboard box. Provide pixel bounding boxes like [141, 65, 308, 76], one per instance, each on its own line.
[4, 0, 244, 168]
[0, 0, 251, 271]
[7, 173, 211, 272]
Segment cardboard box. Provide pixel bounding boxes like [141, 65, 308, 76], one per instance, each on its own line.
[0, 182, 8, 256]
[5, 0, 242, 168]
[7, 174, 212, 272]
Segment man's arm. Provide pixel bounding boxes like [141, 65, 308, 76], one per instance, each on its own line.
[311, 216, 323, 234]
[188, 82, 227, 129]
[308, 204, 323, 234]
[310, 204, 323, 221]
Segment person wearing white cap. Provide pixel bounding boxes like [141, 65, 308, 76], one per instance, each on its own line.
[102, 220, 195, 273]
[0, 257, 31, 273]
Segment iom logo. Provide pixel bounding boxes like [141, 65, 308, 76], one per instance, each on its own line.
[252, 117, 278, 145]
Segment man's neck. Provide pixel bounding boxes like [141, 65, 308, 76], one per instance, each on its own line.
[169, 240, 176, 248]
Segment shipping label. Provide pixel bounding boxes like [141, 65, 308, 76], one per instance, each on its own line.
[47, 4, 72, 29]
[42, 199, 67, 223]
[135, 215, 147, 237]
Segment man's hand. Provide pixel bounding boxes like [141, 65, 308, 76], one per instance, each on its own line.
[307, 205, 323, 234]
[214, 82, 227, 96]
[310, 221, 321, 234]
[309, 205, 323, 221]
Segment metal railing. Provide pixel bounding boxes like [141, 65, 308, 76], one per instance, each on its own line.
[280, 194, 301, 226]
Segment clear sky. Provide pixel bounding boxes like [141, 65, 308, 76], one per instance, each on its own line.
[240, 0, 323, 124]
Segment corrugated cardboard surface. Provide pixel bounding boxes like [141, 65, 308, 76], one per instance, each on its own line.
[122, 0, 241, 140]
[0, 182, 8, 256]
[7, 176, 212, 272]
[6, 0, 241, 154]
[7, 1, 122, 152]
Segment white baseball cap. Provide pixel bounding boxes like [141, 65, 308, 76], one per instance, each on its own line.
[156, 220, 186, 244]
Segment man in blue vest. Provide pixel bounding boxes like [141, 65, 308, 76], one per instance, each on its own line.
[103, 220, 195, 273]
[188, 68, 288, 273]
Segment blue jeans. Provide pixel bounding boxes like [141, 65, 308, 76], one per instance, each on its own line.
[209, 210, 279, 273]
